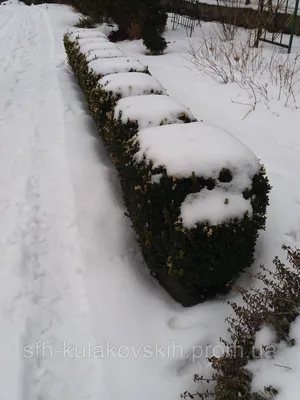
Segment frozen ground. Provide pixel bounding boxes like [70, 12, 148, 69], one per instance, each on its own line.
[0, 1, 300, 399]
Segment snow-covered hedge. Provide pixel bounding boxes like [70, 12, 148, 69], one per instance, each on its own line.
[64, 31, 149, 105]
[119, 122, 270, 305]
[88, 57, 148, 77]
[64, 30, 271, 306]
[108, 95, 197, 169]
[64, 30, 125, 93]
[89, 72, 166, 134]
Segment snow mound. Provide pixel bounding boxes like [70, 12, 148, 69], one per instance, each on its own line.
[69, 29, 108, 41]
[135, 122, 260, 184]
[254, 325, 276, 348]
[80, 41, 119, 54]
[100, 73, 166, 98]
[114, 95, 195, 130]
[88, 57, 147, 77]
[86, 48, 125, 62]
[76, 37, 109, 46]
[180, 188, 252, 227]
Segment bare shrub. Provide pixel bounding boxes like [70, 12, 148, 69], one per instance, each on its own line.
[267, 53, 300, 105]
[213, 0, 290, 46]
[187, 34, 300, 112]
[186, 32, 265, 84]
[215, 0, 243, 41]
[238, 51, 300, 108]
[182, 245, 300, 400]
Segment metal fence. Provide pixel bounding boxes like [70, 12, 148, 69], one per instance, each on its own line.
[170, 0, 201, 36]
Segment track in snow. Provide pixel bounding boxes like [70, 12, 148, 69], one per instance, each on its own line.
[0, 5, 110, 400]
[0, 4, 203, 400]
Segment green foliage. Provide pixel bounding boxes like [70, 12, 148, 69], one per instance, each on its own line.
[119, 154, 269, 306]
[104, 0, 167, 35]
[68, 0, 168, 52]
[74, 16, 96, 29]
[64, 33, 271, 307]
[64, 33, 150, 126]
[104, 0, 168, 53]
[70, 0, 110, 23]
[142, 24, 167, 55]
[63, 35, 98, 93]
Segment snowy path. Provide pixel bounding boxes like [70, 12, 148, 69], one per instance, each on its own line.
[0, 4, 210, 400]
[0, 5, 110, 399]
[3, 3, 300, 400]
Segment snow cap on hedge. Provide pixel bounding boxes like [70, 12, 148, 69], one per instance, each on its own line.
[80, 41, 120, 55]
[69, 29, 108, 41]
[86, 48, 125, 62]
[76, 37, 109, 46]
[88, 57, 147, 77]
[135, 122, 260, 182]
[135, 122, 261, 226]
[100, 72, 166, 98]
[114, 95, 195, 130]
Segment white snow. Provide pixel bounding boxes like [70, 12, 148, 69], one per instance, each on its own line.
[69, 28, 108, 41]
[100, 72, 166, 97]
[151, 173, 163, 184]
[88, 57, 147, 77]
[135, 122, 260, 185]
[76, 36, 109, 45]
[0, 4, 111, 399]
[114, 95, 195, 130]
[1, 4, 300, 400]
[248, 322, 299, 397]
[180, 188, 252, 228]
[254, 325, 276, 349]
[247, 319, 300, 398]
[80, 41, 119, 54]
[86, 48, 125, 62]
[0, 5, 221, 400]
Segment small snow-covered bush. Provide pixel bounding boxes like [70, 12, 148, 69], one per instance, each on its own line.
[142, 26, 167, 55]
[141, 16, 167, 55]
[183, 245, 300, 399]
[105, 0, 168, 52]
[64, 32, 270, 307]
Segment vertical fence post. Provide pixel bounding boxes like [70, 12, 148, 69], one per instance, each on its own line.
[288, 0, 300, 53]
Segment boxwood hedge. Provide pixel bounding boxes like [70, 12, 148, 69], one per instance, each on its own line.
[120, 123, 270, 305]
[64, 32, 271, 306]
[105, 95, 197, 170]
[64, 32, 151, 128]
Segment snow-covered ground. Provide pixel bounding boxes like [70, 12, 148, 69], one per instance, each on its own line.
[0, 1, 300, 399]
